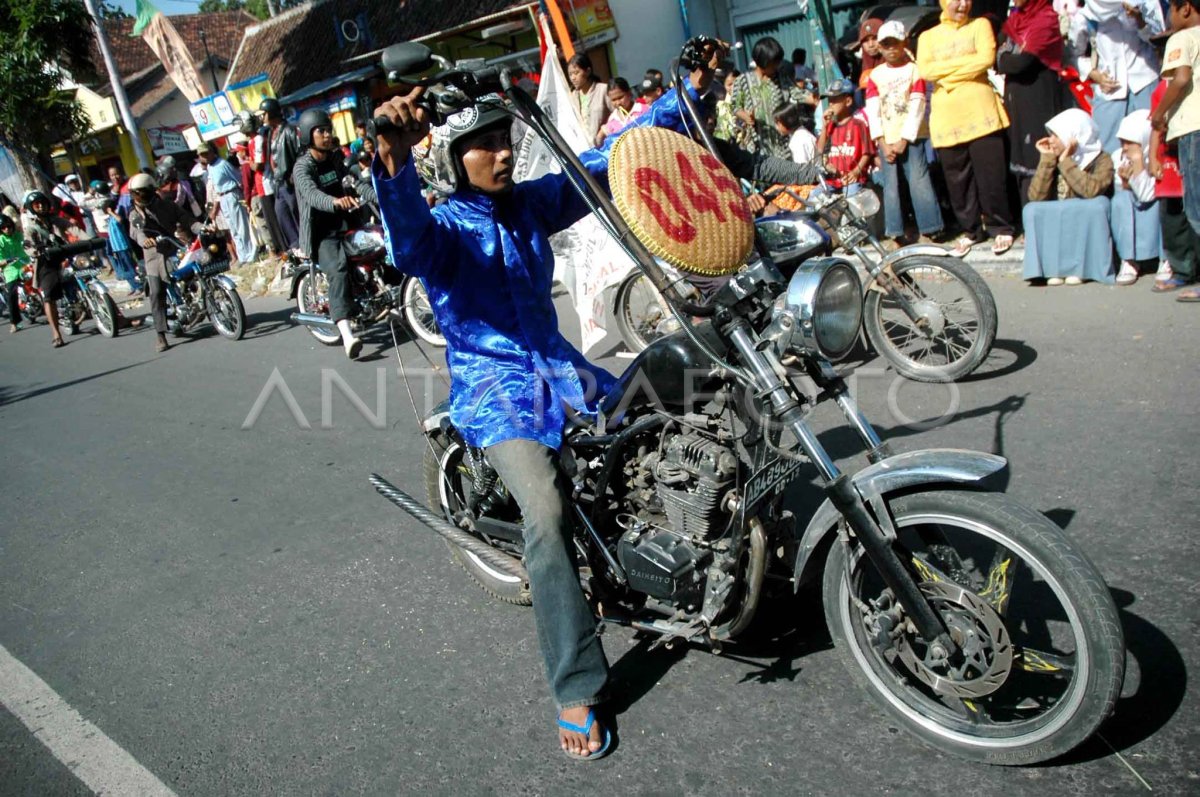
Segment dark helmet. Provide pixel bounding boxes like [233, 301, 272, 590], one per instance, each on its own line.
[429, 98, 512, 193]
[259, 97, 282, 119]
[0, 213, 15, 232]
[22, 189, 50, 213]
[89, 179, 111, 195]
[298, 108, 333, 148]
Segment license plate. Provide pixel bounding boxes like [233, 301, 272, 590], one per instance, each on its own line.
[743, 455, 805, 512]
[75, 269, 101, 278]
[839, 227, 868, 248]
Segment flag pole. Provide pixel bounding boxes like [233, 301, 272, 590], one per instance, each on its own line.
[82, 0, 153, 170]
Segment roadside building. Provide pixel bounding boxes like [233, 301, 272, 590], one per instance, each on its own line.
[56, 10, 257, 185]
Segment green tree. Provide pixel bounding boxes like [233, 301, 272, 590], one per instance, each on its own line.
[0, 0, 96, 160]
[198, 0, 284, 20]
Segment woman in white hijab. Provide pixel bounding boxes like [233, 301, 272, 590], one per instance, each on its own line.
[1023, 109, 1117, 285]
[1109, 109, 1161, 284]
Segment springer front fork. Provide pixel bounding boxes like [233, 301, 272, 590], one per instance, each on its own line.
[725, 319, 958, 658]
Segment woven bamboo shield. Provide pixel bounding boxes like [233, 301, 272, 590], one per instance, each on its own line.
[609, 127, 753, 277]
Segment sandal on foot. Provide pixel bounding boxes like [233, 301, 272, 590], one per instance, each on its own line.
[52, 338, 66, 348]
[991, 234, 1015, 256]
[1176, 287, 1200, 302]
[1152, 277, 1189, 293]
[949, 235, 977, 257]
[557, 709, 612, 761]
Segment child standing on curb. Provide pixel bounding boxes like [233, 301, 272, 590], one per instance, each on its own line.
[1151, 0, 1200, 300]
[865, 20, 944, 244]
[815, 78, 872, 195]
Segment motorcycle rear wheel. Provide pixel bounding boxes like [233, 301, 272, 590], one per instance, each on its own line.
[613, 271, 671, 354]
[401, 276, 445, 348]
[422, 434, 531, 606]
[295, 271, 341, 346]
[822, 489, 1123, 764]
[863, 256, 997, 383]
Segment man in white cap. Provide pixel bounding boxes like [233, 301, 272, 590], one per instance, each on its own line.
[197, 141, 258, 265]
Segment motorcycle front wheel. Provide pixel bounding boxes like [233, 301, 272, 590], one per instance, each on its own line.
[401, 276, 445, 348]
[92, 292, 118, 338]
[294, 270, 341, 346]
[22, 292, 43, 323]
[206, 282, 246, 340]
[823, 489, 1124, 764]
[863, 256, 997, 383]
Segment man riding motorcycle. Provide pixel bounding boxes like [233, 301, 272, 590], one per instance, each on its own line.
[369, 39, 787, 761]
[128, 173, 203, 353]
[293, 108, 376, 360]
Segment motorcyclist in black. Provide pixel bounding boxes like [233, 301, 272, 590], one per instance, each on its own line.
[293, 108, 377, 360]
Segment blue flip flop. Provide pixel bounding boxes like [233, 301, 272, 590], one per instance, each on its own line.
[557, 709, 613, 761]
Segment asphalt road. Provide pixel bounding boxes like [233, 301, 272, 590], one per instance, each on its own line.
[1, 274, 1197, 796]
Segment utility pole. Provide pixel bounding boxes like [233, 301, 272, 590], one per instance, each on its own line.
[198, 29, 221, 93]
[82, 0, 153, 170]
[267, 0, 279, 18]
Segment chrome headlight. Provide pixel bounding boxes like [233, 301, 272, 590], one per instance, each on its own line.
[846, 190, 881, 220]
[343, 229, 387, 258]
[756, 213, 828, 265]
[773, 258, 863, 360]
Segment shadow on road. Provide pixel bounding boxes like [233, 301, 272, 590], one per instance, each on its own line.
[0, 359, 153, 408]
[242, 304, 300, 341]
[1051, 587, 1188, 765]
[959, 338, 1039, 383]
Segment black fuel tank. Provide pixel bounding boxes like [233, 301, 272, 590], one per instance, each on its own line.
[600, 321, 728, 418]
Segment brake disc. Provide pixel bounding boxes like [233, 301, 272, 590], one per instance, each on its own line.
[895, 581, 1013, 699]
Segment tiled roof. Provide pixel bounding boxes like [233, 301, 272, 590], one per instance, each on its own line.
[226, 0, 533, 99]
[90, 10, 257, 82]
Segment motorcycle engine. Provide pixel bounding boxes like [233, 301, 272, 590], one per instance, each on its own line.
[617, 432, 738, 605]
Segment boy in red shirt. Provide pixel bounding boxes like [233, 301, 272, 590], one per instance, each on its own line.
[815, 78, 872, 194]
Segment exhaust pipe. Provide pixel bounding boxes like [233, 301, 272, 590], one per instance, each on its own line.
[291, 312, 338, 329]
[368, 474, 529, 582]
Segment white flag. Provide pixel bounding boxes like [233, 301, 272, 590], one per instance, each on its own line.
[513, 44, 636, 353]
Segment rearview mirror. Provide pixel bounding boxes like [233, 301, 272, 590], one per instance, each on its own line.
[382, 42, 435, 79]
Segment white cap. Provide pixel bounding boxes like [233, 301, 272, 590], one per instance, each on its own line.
[876, 20, 907, 43]
[64, 173, 81, 183]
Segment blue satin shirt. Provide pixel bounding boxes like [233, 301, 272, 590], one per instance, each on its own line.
[372, 84, 701, 450]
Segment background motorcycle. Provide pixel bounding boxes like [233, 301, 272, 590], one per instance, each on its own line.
[39, 238, 118, 338]
[288, 192, 444, 349]
[0, 261, 44, 324]
[368, 39, 1123, 765]
[160, 230, 247, 340]
[615, 182, 997, 383]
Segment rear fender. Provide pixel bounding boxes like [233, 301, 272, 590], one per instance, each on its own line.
[792, 449, 1006, 590]
[422, 398, 452, 436]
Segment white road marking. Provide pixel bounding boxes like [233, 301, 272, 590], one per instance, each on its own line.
[0, 643, 177, 796]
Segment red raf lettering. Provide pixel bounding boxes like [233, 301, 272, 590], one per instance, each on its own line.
[634, 166, 697, 243]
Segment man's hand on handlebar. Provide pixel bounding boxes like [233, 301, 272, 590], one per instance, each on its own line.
[374, 85, 430, 178]
[334, 196, 360, 211]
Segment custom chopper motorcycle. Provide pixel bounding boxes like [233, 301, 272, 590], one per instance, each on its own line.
[368, 38, 1124, 764]
[159, 231, 247, 341]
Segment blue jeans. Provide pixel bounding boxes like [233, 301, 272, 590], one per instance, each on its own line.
[880, 141, 944, 239]
[485, 439, 608, 709]
[1177, 130, 1200, 239]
